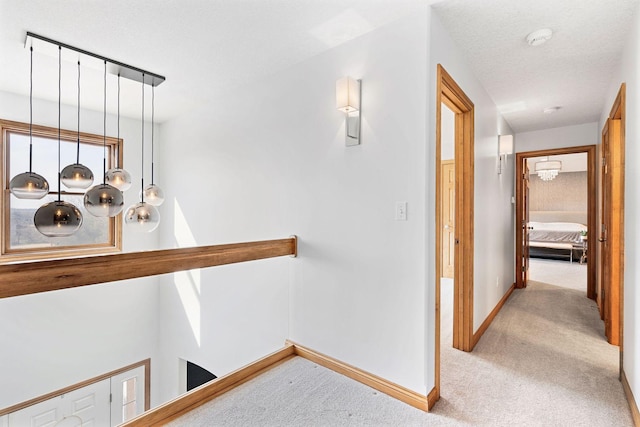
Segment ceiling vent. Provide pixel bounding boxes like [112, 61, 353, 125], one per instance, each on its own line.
[526, 28, 553, 46]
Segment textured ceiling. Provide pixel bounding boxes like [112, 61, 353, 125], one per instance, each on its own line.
[0, 0, 426, 123]
[433, 0, 639, 132]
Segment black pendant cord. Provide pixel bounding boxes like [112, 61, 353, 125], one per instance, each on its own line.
[117, 74, 121, 168]
[76, 61, 81, 164]
[28, 46, 33, 174]
[102, 60, 107, 185]
[151, 85, 155, 185]
[57, 45, 62, 202]
[141, 74, 145, 203]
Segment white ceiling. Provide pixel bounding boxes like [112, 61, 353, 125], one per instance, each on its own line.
[1, 1, 637, 132]
[433, 0, 639, 132]
[0, 0, 426, 123]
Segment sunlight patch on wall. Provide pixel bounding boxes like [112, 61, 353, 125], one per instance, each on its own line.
[310, 9, 374, 48]
[174, 199, 201, 347]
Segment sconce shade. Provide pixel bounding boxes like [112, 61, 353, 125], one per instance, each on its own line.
[336, 76, 360, 112]
[61, 163, 94, 189]
[142, 183, 165, 206]
[84, 183, 124, 217]
[125, 201, 160, 232]
[10, 172, 49, 199]
[106, 168, 132, 191]
[498, 135, 514, 155]
[34, 200, 83, 237]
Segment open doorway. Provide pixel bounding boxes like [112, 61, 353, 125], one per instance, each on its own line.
[515, 145, 597, 298]
[434, 64, 475, 404]
[526, 152, 590, 291]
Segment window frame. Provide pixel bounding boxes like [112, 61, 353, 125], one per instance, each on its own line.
[1, 119, 123, 262]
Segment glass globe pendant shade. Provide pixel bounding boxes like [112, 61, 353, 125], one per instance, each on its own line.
[9, 172, 50, 199]
[105, 168, 132, 191]
[60, 163, 94, 189]
[142, 183, 165, 206]
[84, 183, 124, 217]
[125, 201, 160, 232]
[34, 200, 83, 237]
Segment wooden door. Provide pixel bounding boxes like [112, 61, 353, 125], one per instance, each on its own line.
[441, 160, 455, 279]
[600, 118, 622, 346]
[8, 378, 110, 426]
[523, 162, 530, 286]
[516, 158, 531, 288]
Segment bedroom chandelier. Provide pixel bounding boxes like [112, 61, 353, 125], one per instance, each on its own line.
[16, 32, 166, 236]
[535, 160, 562, 182]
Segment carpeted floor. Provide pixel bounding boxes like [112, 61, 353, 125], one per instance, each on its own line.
[168, 271, 632, 426]
[529, 257, 587, 291]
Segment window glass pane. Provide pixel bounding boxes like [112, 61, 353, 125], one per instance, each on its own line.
[9, 132, 107, 187]
[122, 378, 137, 404]
[9, 193, 110, 249]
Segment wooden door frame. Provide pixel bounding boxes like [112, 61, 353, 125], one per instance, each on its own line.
[600, 83, 625, 357]
[435, 64, 475, 402]
[514, 145, 597, 299]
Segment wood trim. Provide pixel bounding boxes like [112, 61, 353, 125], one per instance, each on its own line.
[287, 341, 429, 411]
[473, 284, 515, 346]
[435, 64, 475, 404]
[622, 369, 640, 426]
[122, 345, 297, 426]
[515, 145, 597, 300]
[0, 119, 122, 259]
[426, 387, 438, 411]
[0, 237, 297, 299]
[0, 359, 150, 416]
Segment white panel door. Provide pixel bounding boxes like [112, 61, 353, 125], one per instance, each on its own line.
[0, 414, 8, 427]
[110, 366, 145, 426]
[8, 378, 110, 427]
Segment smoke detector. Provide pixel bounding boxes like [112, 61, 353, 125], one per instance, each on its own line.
[526, 28, 553, 46]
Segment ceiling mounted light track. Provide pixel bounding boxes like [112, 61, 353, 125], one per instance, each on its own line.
[25, 32, 165, 87]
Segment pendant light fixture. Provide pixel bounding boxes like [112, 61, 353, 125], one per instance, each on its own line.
[142, 85, 164, 206]
[60, 61, 94, 189]
[34, 46, 83, 237]
[9, 46, 50, 199]
[105, 74, 132, 191]
[125, 74, 160, 232]
[84, 61, 125, 217]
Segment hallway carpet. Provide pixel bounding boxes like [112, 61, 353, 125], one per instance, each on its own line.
[168, 281, 632, 426]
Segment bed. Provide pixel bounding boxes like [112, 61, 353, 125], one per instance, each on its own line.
[528, 211, 587, 263]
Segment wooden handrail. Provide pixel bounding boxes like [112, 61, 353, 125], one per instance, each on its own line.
[0, 236, 297, 299]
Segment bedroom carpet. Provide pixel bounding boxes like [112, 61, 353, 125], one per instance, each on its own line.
[529, 258, 587, 291]
[168, 280, 631, 426]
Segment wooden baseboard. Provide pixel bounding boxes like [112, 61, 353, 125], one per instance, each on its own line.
[427, 387, 439, 410]
[287, 340, 429, 412]
[473, 283, 515, 347]
[122, 345, 296, 426]
[622, 369, 640, 426]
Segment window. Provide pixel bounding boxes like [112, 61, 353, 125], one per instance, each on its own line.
[1, 119, 122, 260]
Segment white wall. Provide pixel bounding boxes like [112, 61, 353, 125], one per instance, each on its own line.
[0, 90, 161, 409]
[429, 10, 515, 350]
[515, 122, 598, 153]
[601, 0, 640, 408]
[157, 9, 431, 400]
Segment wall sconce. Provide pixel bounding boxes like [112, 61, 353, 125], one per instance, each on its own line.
[497, 134, 514, 174]
[336, 76, 361, 146]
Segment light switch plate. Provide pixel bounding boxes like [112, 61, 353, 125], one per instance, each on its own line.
[395, 201, 407, 221]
